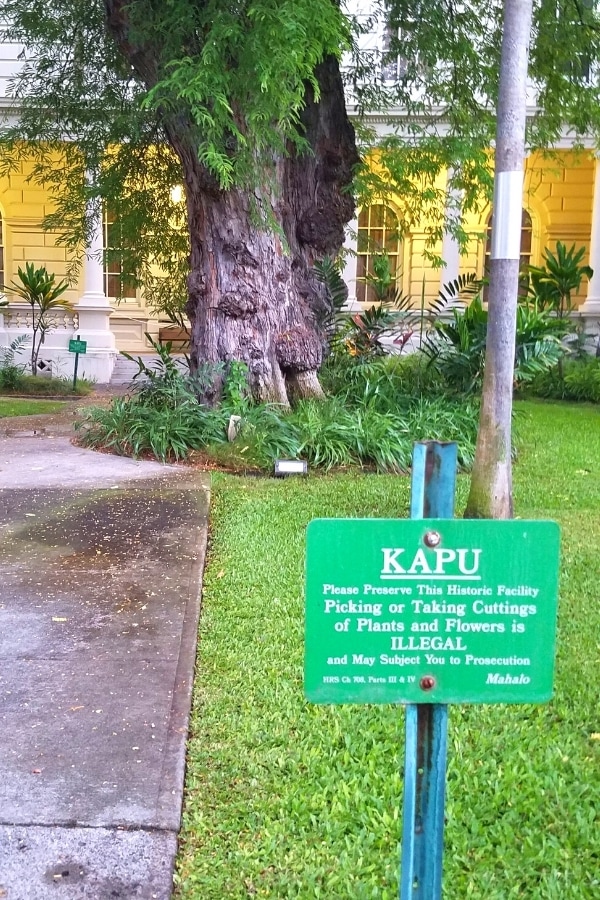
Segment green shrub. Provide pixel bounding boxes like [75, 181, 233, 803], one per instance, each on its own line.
[78, 385, 480, 473]
[232, 403, 303, 467]
[222, 360, 252, 414]
[79, 336, 480, 470]
[411, 396, 481, 467]
[0, 335, 29, 390]
[0, 366, 25, 391]
[122, 334, 224, 408]
[320, 352, 445, 408]
[513, 305, 566, 384]
[564, 358, 600, 402]
[292, 399, 367, 470]
[424, 296, 569, 394]
[79, 346, 241, 461]
[77, 396, 229, 461]
[340, 403, 413, 471]
[272, 396, 476, 473]
[526, 356, 600, 403]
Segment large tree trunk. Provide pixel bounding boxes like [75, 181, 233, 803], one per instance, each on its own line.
[180, 182, 330, 405]
[104, 1, 357, 405]
[179, 56, 357, 405]
[465, 0, 533, 518]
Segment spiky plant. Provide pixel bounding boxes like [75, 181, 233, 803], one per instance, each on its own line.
[2, 263, 71, 375]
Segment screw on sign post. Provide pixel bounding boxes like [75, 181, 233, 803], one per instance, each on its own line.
[401, 441, 456, 900]
[304, 445, 560, 897]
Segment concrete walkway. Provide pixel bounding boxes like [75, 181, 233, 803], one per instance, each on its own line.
[0, 433, 210, 899]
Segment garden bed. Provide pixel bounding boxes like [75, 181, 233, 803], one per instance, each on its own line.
[174, 400, 600, 899]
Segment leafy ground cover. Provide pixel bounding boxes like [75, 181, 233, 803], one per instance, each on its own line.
[76, 352, 481, 470]
[174, 400, 600, 899]
[0, 397, 67, 417]
[0, 375, 94, 397]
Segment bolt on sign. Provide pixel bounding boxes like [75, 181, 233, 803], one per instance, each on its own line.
[305, 519, 560, 705]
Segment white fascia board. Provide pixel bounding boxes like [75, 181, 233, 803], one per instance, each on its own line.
[0, 96, 21, 128]
[348, 105, 596, 150]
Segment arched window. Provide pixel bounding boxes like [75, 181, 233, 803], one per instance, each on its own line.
[356, 204, 403, 304]
[483, 208, 533, 298]
[103, 210, 137, 300]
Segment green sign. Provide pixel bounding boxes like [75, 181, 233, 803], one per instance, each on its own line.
[305, 519, 560, 705]
[68, 339, 87, 354]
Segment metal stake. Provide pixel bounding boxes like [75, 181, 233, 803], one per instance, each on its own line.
[72, 333, 80, 391]
[400, 441, 457, 899]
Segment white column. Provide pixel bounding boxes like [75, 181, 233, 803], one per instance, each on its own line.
[440, 230, 461, 288]
[79, 203, 110, 304]
[341, 216, 362, 310]
[73, 200, 116, 383]
[580, 156, 600, 316]
[440, 176, 462, 288]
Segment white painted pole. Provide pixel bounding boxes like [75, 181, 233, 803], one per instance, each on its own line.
[466, 0, 534, 518]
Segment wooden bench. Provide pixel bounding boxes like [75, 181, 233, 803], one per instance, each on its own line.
[158, 325, 191, 351]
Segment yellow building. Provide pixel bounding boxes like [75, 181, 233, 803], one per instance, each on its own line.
[2, 22, 600, 382]
[0, 155, 167, 382]
[343, 149, 599, 318]
[2, 13, 600, 382]
[2, 149, 599, 383]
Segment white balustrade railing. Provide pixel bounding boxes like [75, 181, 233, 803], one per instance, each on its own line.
[1, 303, 79, 332]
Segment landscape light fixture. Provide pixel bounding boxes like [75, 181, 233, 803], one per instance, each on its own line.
[274, 459, 308, 477]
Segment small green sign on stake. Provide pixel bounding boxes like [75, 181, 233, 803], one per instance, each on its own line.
[68, 334, 87, 390]
[305, 518, 560, 706]
[68, 338, 87, 354]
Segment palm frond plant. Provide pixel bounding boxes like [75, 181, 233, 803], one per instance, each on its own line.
[523, 242, 593, 381]
[422, 291, 488, 394]
[513, 305, 567, 385]
[429, 272, 483, 318]
[525, 241, 593, 319]
[348, 252, 421, 358]
[0, 334, 30, 390]
[313, 256, 349, 352]
[1, 263, 71, 375]
[424, 281, 570, 394]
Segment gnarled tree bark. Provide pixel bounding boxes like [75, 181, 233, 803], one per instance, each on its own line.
[104, 1, 357, 405]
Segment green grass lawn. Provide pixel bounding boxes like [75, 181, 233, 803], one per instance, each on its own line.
[0, 397, 67, 417]
[175, 400, 600, 899]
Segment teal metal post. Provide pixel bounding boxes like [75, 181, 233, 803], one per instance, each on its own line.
[72, 333, 80, 391]
[400, 441, 457, 899]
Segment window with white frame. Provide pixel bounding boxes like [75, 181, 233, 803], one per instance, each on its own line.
[103, 211, 137, 301]
[356, 204, 403, 304]
[381, 22, 409, 83]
